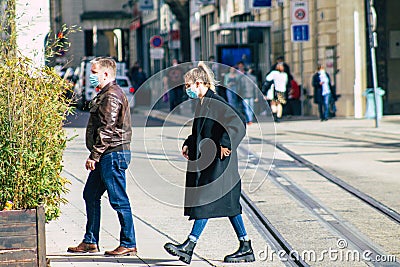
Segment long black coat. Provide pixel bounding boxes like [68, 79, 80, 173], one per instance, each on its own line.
[312, 71, 332, 104]
[183, 89, 246, 220]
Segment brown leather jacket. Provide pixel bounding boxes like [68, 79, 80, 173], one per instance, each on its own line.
[86, 81, 132, 162]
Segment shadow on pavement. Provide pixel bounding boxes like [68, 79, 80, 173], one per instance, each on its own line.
[48, 255, 190, 266]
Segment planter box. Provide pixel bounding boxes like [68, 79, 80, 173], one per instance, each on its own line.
[0, 206, 46, 267]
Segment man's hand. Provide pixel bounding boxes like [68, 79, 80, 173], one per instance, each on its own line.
[182, 145, 189, 160]
[85, 158, 96, 171]
[220, 146, 231, 159]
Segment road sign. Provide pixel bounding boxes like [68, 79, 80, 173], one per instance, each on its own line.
[252, 0, 272, 8]
[150, 35, 163, 48]
[150, 48, 164, 59]
[139, 0, 154, 10]
[291, 0, 309, 43]
[291, 0, 309, 23]
[291, 24, 309, 42]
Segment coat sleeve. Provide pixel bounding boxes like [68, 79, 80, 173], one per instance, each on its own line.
[183, 134, 195, 149]
[312, 73, 320, 88]
[312, 73, 321, 104]
[266, 71, 275, 82]
[219, 104, 246, 151]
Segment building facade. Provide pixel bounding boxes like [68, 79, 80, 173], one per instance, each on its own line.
[50, 0, 132, 67]
[194, 0, 400, 117]
[49, 0, 400, 117]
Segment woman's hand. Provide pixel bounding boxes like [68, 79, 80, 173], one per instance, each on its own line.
[182, 145, 189, 160]
[220, 146, 231, 159]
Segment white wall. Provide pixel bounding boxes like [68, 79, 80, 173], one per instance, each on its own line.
[16, 0, 50, 68]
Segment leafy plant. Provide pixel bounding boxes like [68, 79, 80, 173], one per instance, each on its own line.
[0, 0, 78, 221]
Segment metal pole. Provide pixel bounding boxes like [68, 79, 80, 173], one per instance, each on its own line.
[279, 1, 284, 55]
[366, 0, 379, 128]
[300, 42, 304, 116]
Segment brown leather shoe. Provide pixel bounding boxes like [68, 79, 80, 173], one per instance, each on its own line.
[67, 242, 99, 253]
[104, 246, 137, 256]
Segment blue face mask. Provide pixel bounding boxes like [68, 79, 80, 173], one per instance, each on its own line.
[186, 88, 199, 99]
[89, 73, 100, 88]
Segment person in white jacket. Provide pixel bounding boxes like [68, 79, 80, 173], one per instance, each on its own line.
[265, 63, 288, 122]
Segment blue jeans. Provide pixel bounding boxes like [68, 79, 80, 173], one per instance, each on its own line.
[318, 93, 331, 120]
[242, 98, 254, 123]
[226, 89, 238, 109]
[83, 151, 136, 248]
[189, 214, 247, 241]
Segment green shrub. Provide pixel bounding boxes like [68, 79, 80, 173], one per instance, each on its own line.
[0, 0, 78, 222]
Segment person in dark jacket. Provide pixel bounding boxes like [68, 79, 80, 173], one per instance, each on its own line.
[132, 66, 147, 89]
[68, 57, 136, 256]
[163, 62, 255, 264]
[312, 64, 332, 121]
[163, 58, 185, 112]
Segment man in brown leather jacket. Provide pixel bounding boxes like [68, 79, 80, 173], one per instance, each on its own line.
[68, 57, 136, 256]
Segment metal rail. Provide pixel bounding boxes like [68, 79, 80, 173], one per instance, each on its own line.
[240, 141, 400, 266]
[241, 191, 310, 267]
[251, 137, 400, 225]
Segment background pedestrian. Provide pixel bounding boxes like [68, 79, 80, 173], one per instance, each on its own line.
[224, 66, 239, 109]
[238, 66, 257, 125]
[312, 64, 332, 121]
[163, 59, 185, 113]
[265, 63, 288, 122]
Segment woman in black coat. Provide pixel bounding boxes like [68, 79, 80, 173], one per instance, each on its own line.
[164, 62, 255, 264]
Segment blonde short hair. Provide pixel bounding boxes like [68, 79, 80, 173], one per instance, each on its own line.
[184, 61, 216, 92]
[90, 57, 117, 78]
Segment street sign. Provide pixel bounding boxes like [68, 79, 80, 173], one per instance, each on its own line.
[150, 35, 163, 48]
[169, 30, 180, 49]
[139, 0, 154, 10]
[291, 0, 309, 23]
[150, 48, 164, 59]
[291, 0, 309, 43]
[252, 0, 272, 8]
[130, 19, 141, 31]
[195, 0, 215, 5]
[291, 24, 309, 42]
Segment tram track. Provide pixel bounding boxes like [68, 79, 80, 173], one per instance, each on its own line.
[249, 136, 400, 225]
[240, 191, 310, 266]
[238, 139, 400, 266]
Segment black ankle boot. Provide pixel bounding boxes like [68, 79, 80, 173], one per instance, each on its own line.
[164, 238, 196, 264]
[224, 240, 255, 263]
[273, 113, 278, 122]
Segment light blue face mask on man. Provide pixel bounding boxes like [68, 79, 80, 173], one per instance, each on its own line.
[89, 73, 100, 88]
[186, 88, 199, 99]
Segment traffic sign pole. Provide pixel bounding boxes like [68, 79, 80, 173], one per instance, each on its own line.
[291, 0, 309, 116]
